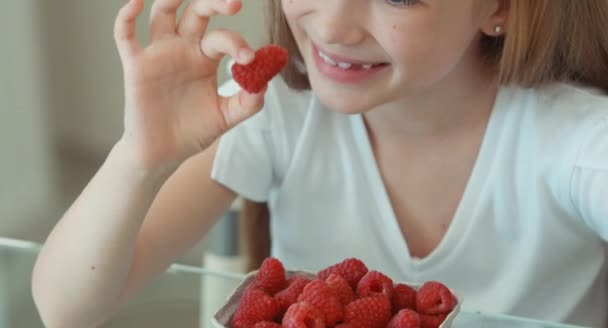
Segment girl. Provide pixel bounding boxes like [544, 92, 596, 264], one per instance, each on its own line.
[32, 0, 608, 327]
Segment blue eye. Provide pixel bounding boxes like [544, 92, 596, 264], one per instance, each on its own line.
[386, 0, 418, 7]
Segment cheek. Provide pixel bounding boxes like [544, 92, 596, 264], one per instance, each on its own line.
[281, 0, 303, 21]
[384, 20, 479, 86]
[383, 23, 442, 76]
[280, 0, 305, 40]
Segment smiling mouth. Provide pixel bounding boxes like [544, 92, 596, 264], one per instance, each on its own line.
[310, 42, 390, 83]
[318, 50, 388, 70]
[313, 43, 389, 71]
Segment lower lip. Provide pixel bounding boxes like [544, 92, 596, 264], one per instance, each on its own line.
[312, 44, 388, 84]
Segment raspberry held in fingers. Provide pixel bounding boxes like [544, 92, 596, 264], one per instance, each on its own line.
[232, 45, 288, 93]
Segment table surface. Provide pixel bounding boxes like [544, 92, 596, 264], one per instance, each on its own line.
[0, 238, 590, 328]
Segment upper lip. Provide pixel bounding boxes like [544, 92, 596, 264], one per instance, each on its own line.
[312, 42, 385, 65]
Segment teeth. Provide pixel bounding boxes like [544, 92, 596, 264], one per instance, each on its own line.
[318, 50, 377, 70]
[318, 51, 337, 66]
[337, 62, 352, 69]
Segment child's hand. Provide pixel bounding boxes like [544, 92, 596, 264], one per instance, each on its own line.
[114, 0, 264, 171]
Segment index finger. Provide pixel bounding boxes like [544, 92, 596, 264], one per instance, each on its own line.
[180, 0, 242, 41]
[114, 0, 144, 58]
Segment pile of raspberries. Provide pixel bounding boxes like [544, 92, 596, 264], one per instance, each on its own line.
[229, 257, 457, 328]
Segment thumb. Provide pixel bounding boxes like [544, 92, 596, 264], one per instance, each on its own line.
[219, 87, 267, 130]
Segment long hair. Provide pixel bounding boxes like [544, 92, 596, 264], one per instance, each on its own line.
[240, 0, 608, 271]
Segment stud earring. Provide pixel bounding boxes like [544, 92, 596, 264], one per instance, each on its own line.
[494, 25, 503, 35]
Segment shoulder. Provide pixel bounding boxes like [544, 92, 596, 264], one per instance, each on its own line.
[498, 82, 608, 145]
[530, 82, 608, 123]
[533, 83, 608, 158]
[511, 83, 608, 213]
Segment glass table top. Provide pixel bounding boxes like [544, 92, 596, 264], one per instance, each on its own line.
[0, 237, 590, 328]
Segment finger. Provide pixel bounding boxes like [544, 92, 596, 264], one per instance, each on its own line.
[149, 0, 185, 41]
[177, 0, 242, 43]
[114, 0, 145, 58]
[200, 29, 254, 65]
[219, 88, 266, 129]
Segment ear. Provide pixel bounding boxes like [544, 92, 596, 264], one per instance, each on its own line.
[479, 0, 509, 37]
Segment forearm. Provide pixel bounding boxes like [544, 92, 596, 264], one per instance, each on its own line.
[32, 140, 176, 328]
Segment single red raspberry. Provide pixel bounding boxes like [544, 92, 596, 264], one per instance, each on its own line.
[282, 302, 326, 328]
[388, 309, 421, 328]
[255, 257, 287, 295]
[356, 270, 394, 299]
[392, 283, 417, 313]
[420, 313, 448, 328]
[297, 279, 344, 326]
[342, 296, 392, 328]
[232, 45, 288, 93]
[274, 276, 312, 315]
[325, 273, 355, 305]
[317, 258, 368, 289]
[252, 322, 282, 328]
[232, 289, 281, 328]
[415, 281, 456, 315]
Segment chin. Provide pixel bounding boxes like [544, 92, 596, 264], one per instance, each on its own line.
[314, 89, 375, 115]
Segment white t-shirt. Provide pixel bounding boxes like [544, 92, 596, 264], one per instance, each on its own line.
[212, 77, 608, 327]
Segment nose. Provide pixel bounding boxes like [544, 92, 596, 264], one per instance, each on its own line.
[311, 1, 366, 46]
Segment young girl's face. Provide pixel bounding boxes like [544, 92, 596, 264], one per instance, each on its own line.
[281, 0, 502, 114]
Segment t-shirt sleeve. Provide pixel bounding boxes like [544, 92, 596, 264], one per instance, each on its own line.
[570, 115, 608, 241]
[211, 79, 276, 202]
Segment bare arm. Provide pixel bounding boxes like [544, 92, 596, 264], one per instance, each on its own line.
[119, 141, 236, 302]
[32, 141, 236, 328]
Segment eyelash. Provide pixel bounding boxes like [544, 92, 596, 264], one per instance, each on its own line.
[385, 0, 418, 7]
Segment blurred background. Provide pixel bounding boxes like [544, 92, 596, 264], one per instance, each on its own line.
[0, 0, 266, 327]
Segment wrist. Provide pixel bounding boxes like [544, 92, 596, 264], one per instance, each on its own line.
[108, 138, 180, 187]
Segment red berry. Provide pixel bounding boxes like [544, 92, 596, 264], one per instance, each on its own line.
[392, 283, 417, 313]
[325, 273, 355, 305]
[252, 322, 282, 328]
[420, 313, 448, 328]
[388, 309, 421, 328]
[318, 258, 368, 289]
[356, 271, 394, 299]
[297, 279, 344, 326]
[255, 257, 287, 295]
[275, 276, 312, 315]
[232, 289, 281, 328]
[232, 45, 288, 93]
[342, 296, 392, 328]
[282, 302, 326, 328]
[416, 281, 456, 315]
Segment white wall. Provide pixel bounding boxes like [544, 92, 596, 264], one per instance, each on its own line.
[0, 1, 56, 325]
[0, 1, 57, 239]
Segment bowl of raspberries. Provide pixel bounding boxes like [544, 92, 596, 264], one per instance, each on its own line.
[212, 257, 461, 328]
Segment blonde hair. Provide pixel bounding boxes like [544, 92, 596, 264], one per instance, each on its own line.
[240, 0, 608, 270]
